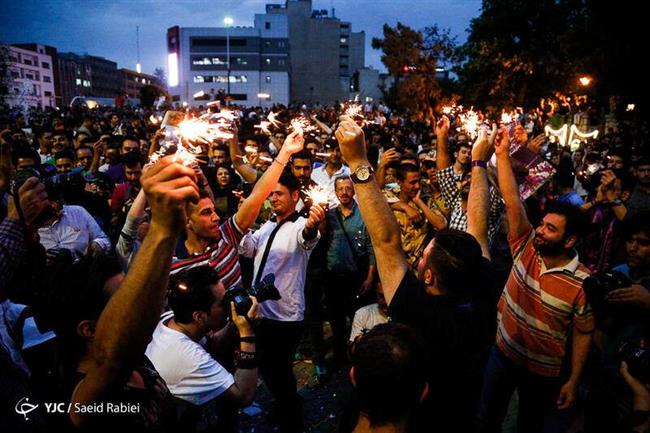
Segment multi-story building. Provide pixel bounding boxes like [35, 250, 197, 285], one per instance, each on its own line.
[167, 12, 290, 108]
[266, 0, 365, 104]
[5, 44, 57, 109]
[57, 53, 119, 104]
[13, 43, 62, 106]
[119, 68, 167, 99]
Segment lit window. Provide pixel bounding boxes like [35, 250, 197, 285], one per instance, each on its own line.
[340, 38, 347, 44]
[43, 76, 51, 83]
[168, 53, 179, 87]
[76, 78, 82, 85]
[265, 76, 271, 83]
[265, 58, 271, 65]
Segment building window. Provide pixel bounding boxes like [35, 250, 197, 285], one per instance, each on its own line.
[265, 22, 271, 29]
[83, 80, 91, 87]
[25, 73, 34, 80]
[192, 57, 226, 66]
[340, 37, 348, 44]
[75, 78, 82, 86]
[278, 41, 286, 48]
[193, 75, 248, 83]
[43, 76, 51, 83]
[278, 59, 285, 65]
[11, 71, 19, 79]
[235, 57, 248, 65]
[45, 91, 52, 97]
[265, 76, 271, 83]
[42, 62, 50, 69]
[24, 59, 32, 65]
[265, 40, 272, 47]
[265, 58, 271, 65]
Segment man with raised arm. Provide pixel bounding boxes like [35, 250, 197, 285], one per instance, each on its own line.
[334, 118, 496, 433]
[477, 129, 594, 433]
[69, 156, 200, 430]
[171, 131, 305, 289]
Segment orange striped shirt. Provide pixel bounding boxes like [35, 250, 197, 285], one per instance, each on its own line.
[496, 229, 594, 377]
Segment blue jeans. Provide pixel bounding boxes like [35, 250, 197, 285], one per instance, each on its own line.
[476, 346, 573, 433]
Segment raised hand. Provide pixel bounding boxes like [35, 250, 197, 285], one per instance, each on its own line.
[305, 202, 326, 230]
[472, 127, 493, 162]
[281, 130, 305, 156]
[435, 115, 450, 137]
[494, 127, 511, 158]
[142, 156, 199, 235]
[335, 115, 367, 168]
[7, 177, 49, 227]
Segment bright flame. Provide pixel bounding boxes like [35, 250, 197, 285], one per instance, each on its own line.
[304, 184, 330, 207]
[458, 108, 481, 139]
[149, 115, 159, 124]
[579, 76, 592, 87]
[193, 90, 205, 99]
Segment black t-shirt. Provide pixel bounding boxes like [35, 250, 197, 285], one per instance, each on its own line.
[388, 261, 497, 432]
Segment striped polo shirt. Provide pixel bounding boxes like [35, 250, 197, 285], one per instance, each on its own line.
[170, 217, 244, 290]
[496, 228, 594, 377]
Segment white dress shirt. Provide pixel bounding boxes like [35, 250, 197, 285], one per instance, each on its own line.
[239, 215, 320, 322]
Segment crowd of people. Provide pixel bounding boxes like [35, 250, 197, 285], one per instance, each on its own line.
[1, 98, 649, 433]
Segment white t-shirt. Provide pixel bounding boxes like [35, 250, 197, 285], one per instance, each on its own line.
[349, 303, 389, 342]
[145, 312, 234, 405]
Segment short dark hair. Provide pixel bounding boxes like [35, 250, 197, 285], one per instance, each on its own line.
[121, 135, 140, 146]
[168, 266, 221, 324]
[634, 156, 650, 168]
[54, 150, 75, 161]
[122, 151, 144, 169]
[12, 147, 41, 166]
[291, 149, 314, 164]
[396, 163, 419, 182]
[427, 229, 483, 294]
[39, 254, 122, 358]
[76, 145, 94, 156]
[352, 323, 427, 426]
[334, 175, 352, 187]
[622, 211, 650, 240]
[278, 172, 301, 193]
[543, 200, 586, 239]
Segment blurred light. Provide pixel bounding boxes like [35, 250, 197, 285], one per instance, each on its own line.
[136, 63, 142, 73]
[579, 76, 592, 87]
[167, 53, 179, 87]
[182, 101, 188, 107]
[627, 104, 636, 112]
[257, 93, 270, 99]
[224, 17, 233, 26]
[193, 90, 205, 99]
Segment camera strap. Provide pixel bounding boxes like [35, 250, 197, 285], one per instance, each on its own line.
[254, 211, 299, 286]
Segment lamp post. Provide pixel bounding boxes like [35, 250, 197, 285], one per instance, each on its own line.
[224, 16, 233, 105]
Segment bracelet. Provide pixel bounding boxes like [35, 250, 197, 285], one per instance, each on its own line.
[234, 350, 258, 369]
[273, 158, 287, 167]
[471, 160, 487, 169]
[239, 335, 256, 343]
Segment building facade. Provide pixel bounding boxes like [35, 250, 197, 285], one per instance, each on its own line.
[5, 44, 57, 109]
[119, 68, 167, 99]
[57, 53, 119, 105]
[266, 0, 365, 105]
[167, 12, 290, 108]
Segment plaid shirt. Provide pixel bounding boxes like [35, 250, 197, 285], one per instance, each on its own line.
[437, 166, 504, 243]
[0, 217, 27, 292]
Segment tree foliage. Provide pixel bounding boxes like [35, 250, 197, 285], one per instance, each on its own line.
[372, 23, 458, 113]
[139, 84, 161, 108]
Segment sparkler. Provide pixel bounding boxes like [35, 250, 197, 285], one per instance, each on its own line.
[457, 108, 481, 139]
[315, 152, 331, 159]
[304, 184, 330, 207]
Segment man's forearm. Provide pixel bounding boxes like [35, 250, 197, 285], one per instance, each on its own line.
[87, 227, 177, 385]
[496, 154, 531, 237]
[348, 161, 407, 305]
[235, 151, 290, 231]
[568, 330, 592, 383]
[467, 165, 490, 258]
[436, 132, 450, 170]
[230, 136, 258, 184]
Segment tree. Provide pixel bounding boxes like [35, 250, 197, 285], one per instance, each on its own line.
[153, 67, 166, 85]
[139, 84, 161, 108]
[457, 0, 593, 110]
[372, 23, 458, 113]
[0, 45, 12, 104]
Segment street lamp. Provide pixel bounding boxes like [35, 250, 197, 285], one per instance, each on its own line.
[224, 16, 233, 105]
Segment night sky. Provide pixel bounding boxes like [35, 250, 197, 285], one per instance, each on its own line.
[1, 0, 481, 76]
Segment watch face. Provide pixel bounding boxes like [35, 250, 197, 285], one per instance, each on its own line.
[357, 166, 370, 181]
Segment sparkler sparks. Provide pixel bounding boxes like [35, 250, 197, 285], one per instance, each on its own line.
[457, 108, 481, 139]
[304, 184, 330, 207]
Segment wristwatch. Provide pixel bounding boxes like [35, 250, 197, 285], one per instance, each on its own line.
[351, 164, 375, 183]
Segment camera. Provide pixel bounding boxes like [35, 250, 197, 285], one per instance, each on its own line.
[583, 270, 631, 324]
[619, 342, 650, 383]
[224, 273, 281, 316]
[13, 166, 85, 200]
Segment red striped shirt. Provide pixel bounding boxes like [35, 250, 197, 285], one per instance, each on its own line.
[171, 217, 244, 290]
[496, 229, 594, 377]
